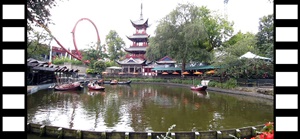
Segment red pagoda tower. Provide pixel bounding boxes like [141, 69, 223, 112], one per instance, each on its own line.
[117, 3, 152, 75]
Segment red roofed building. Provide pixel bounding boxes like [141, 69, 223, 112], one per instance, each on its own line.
[117, 3, 153, 75]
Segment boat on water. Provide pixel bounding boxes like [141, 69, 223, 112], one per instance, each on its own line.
[117, 80, 132, 85]
[190, 80, 210, 91]
[191, 85, 207, 91]
[53, 82, 83, 91]
[87, 83, 105, 91]
[110, 79, 118, 85]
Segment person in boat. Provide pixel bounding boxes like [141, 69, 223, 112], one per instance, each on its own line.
[197, 83, 203, 87]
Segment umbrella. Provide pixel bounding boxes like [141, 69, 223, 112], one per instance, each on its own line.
[193, 71, 203, 75]
[162, 72, 169, 75]
[206, 70, 216, 74]
[172, 71, 179, 75]
[182, 71, 189, 75]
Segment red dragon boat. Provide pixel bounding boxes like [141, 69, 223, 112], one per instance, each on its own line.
[190, 85, 208, 91]
[54, 82, 83, 91]
[87, 83, 105, 91]
[190, 80, 210, 91]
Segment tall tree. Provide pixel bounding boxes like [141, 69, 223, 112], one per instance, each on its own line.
[147, 3, 233, 72]
[27, 0, 66, 29]
[200, 9, 234, 52]
[255, 14, 273, 59]
[105, 30, 126, 61]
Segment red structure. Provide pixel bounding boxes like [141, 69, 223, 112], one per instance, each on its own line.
[34, 18, 101, 62]
[51, 46, 80, 60]
[117, 3, 152, 75]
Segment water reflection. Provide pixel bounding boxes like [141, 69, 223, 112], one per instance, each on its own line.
[27, 84, 273, 132]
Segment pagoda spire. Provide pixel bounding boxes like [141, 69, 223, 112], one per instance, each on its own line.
[139, 2, 143, 20]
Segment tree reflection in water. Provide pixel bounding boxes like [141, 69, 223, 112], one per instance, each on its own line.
[27, 84, 273, 132]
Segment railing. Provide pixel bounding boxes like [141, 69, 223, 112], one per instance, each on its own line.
[125, 54, 145, 59]
[27, 123, 265, 139]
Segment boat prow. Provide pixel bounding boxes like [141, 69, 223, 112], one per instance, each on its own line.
[87, 83, 105, 91]
[190, 85, 207, 91]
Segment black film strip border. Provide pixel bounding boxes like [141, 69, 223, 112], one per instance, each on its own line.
[274, 0, 299, 138]
[0, 0, 27, 138]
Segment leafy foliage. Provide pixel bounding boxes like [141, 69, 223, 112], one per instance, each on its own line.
[146, 3, 233, 72]
[255, 14, 273, 59]
[27, 42, 50, 60]
[27, 31, 52, 60]
[105, 61, 119, 67]
[93, 61, 106, 74]
[208, 78, 237, 89]
[81, 43, 108, 68]
[213, 31, 273, 80]
[52, 57, 83, 65]
[105, 30, 126, 61]
[27, 0, 67, 29]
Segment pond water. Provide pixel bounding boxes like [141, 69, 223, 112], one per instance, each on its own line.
[27, 84, 273, 132]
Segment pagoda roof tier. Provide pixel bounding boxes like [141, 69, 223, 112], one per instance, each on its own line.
[127, 34, 149, 42]
[125, 47, 147, 53]
[130, 19, 149, 28]
[117, 57, 146, 65]
[156, 56, 176, 64]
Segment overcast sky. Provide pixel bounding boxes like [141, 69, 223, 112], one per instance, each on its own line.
[47, 0, 273, 50]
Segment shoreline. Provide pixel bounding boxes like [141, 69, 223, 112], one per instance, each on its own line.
[27, 82, 273, 100]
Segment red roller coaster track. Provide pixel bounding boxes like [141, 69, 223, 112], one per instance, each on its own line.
[35, 18, 101, 62]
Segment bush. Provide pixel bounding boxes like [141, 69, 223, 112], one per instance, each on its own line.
[208, 78, 237, 89]
[52, 57, 83, 65]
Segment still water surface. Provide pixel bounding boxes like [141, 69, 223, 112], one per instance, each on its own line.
[28, 84, 273, 132]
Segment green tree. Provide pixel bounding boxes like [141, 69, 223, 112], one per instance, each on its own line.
[213, 32, 273, 79]
[255, 14, 273, 59]
[200, 9, 234, 52]
[105, 30, 126, 61]
[81, 43, 108, 68]
[27, 0, 67, 29]
[222, 31, 244, 48]
[93, 61, 106, 74]
[146, 3, 232, 72]
[27, 31, 52, 60]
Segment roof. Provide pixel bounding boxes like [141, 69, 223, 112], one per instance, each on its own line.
[117, 57, 146, 65]
[239, 52, 272, 61]
[186, 65, 220, 70]
[130, 19, 149, 27]
[151, 65, 220, 71]
[156, 56, 176, 64]
[151, 67, 181, 71]
[27, 58, 79, 72]
[125, 47, 147, 52]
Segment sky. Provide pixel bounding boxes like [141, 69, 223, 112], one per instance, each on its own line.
[46, 0, 273, 50]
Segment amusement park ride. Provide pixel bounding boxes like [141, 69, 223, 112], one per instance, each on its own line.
[34, 18, 104, 63]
